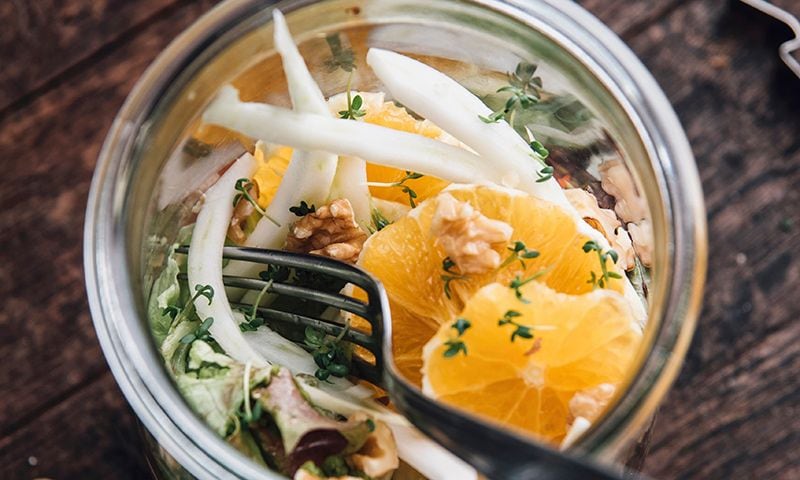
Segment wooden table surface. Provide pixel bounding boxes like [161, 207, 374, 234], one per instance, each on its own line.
[1, 0, 798, 478]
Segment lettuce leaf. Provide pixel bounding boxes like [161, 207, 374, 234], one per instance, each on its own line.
[147, 247, 182, 346]
[175, 340, 270, 437]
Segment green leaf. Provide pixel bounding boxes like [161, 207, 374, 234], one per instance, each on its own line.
[289, 200, 316, 217]
[254, 368, 372, 454]
[147, 249, 182, 346]
[451, 318, 471, 336]
[443, 339, 467, 358]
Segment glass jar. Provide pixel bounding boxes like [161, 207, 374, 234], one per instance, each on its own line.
[84, 0, 707, 478]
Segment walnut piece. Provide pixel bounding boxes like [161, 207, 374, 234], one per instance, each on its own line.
[565, 188, 635, 270]
[430, 193, 513, 274]
[627, 219, 653, 267]
[598, 159, 648, 224]
[569, 383, 616, 422]
[227, 181, 259, 245]
[347, 413, 399, 479]
[285, 198, 368, 264]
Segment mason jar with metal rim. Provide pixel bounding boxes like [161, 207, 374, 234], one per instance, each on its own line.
[84, 0, 707, 478]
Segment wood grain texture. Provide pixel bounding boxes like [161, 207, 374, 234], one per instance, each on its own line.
[0, 373, 150, 479]
[0, 0, 798, 479]
[0, 0, 216, 436]
[0, 0, 187, 113]
[621, 2, 800, 478]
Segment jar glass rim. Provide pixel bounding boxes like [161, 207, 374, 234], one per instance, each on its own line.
[84, 0, 706, 477]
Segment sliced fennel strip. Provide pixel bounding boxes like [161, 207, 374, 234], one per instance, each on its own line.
[366, 48, 646, 323]
[229, 9, 338, 257]
[204, 86, 494, 186]
[187, 152, 267, 366]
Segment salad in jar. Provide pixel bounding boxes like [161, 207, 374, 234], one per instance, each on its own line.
[146, 9, 652, 480]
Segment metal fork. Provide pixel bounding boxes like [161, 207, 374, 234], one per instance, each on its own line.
[178, 245, 633, 480]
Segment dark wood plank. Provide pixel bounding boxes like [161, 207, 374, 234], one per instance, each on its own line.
[576, 0, 690, 39]
[0, 0, 217, 437]
[603, 1, 800, 477]
[0, 373, 149, 480]
[646, 324, 800, 479]
[0, 0, 182, 112]
[1, 0, 798, 479]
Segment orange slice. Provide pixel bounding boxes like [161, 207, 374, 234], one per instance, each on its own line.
[422, 281, 641, 442]
[357, 185, 627, 385]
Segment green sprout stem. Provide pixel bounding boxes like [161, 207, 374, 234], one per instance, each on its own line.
[366, 171, 423, 208]
[508, 268, 550, 303]
[583, 241, 622, 289]
[233, 178, 280, 227]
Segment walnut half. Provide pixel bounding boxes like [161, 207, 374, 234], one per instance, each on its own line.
[285, 199, 368, 264]
[430, 193, 513, 274]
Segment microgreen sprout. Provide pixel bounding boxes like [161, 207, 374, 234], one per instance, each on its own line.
[236, 361, 263, 425]
[324, 34, 356, 72]
[508, 269, 549, 304]
[497, 310, 534, 342]
[239, 280, 272, 332]
[259, 264, 290, 283]
[180, 316, 214, 344]
[440, 257, 467, 299]
[478, 62, 543, 128]
[582, 240, 622, 289]
[366, 171, 423, 208]
[233, 178, 280, 227]
[304, 322, 352, 381]
[529, 140, 550, 159]
[370, 209, 392, 232]
[339, 90, 366, 120]
[536, 165, 555, 183]
[289, 200, 316, 217]
[498, 240, 540, 270]
[338, 66, 366, 121]
[443, 317, 471, 358]
[162, 284, 214, 329]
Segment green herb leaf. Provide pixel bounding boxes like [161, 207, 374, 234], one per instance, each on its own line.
[443, 339, 468, 358]
[530, 140, 550, 159]
[452, 318, 472, 336]
[498, 310, 536, 343]
[233, 178, 280, 227]
[194, 284, 215, 305]
[536, 165, 554, 183]
[477, 62, 544, 126]
[324, 34, 356, 72]
[304, 322, 352, 381]
[508, 269, 549, 303]
[371, 209, 392, 232]
[583, 240, 621, 289]
[386, 171, 423, 208]
[441, 257, 466, 299]
[339, 93, 367, 120]
[289, 200, 316, 217]
[499, 240, 540, 270]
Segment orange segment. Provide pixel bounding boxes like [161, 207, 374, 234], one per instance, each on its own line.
[422, 282, 641, 441]
[358, 185, 630, 390]
[252, 143, 292, 208]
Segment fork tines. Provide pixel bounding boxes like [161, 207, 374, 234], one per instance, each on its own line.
[175, 246, 386, 385]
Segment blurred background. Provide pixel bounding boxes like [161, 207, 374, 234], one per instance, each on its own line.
[0, 0, 798, 478]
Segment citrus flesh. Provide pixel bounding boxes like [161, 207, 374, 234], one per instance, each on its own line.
[422, 281, 641, 442]
[247, 96, 450, 209]
[361, 97, 450, 205]
[357, 184, 628, 386]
